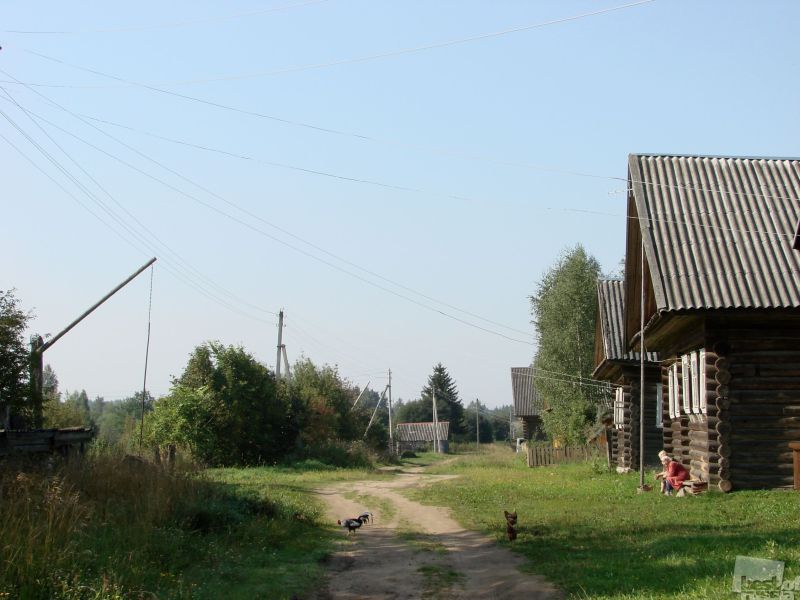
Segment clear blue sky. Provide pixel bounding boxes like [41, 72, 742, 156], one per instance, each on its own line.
[2, 0, 798, 407]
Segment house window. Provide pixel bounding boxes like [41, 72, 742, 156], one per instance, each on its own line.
[681, 354, 692, 415]
[698, 349, 707, 413]
[614, 386, 624, 429]
[667, 362, 679, 419]
[690, 351, 700, 414]
[655, 382, 663, 428]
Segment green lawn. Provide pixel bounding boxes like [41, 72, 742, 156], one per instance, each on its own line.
[407, 445, 800, 599]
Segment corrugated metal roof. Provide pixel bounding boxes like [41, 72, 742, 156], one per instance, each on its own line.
[510, 367, 543, 417]
[395, 422, 449, 442]
[597, 279, 658, 362]
[629, 154, 800, 311]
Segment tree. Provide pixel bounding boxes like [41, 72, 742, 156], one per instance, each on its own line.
[0, 289, 30, 425]
[42, 364, 59, 403]
[530, 245, 601, 445]
[151, 343, 285, 465]
[464, 400, 494, 443]
[415, 363, 466, 436]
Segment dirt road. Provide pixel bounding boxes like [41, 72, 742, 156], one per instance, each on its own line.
[310, 466, 562, 599]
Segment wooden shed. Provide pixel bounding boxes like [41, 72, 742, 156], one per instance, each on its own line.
[0, 427, 94, 457]
[395, 422, 449, 453]
[593, 279, 661, 471]
[510, 367, 545, 440]
[623, 153, 800, 491]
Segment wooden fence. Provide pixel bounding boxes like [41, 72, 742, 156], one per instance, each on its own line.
[526, 444, 600, 468]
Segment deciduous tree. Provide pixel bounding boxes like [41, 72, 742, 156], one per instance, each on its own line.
[530, 245, 601, 445]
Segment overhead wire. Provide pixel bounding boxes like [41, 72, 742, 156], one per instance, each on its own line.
[10, 49, 797, 213]
[0, 96, 278, 325]
[0, 86, 278, 318]
[0, 93, 535, 346]
[0, 84, 535, 336]
[1, 0, 331, 34]
[10, 1, 655, 85]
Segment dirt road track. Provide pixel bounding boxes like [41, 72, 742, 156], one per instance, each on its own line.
[309, 467, 562, 599]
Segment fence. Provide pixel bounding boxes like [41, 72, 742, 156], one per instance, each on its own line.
[526, 444, 600, 468]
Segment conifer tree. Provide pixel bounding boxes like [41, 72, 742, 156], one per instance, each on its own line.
[420, 363, 465, 436]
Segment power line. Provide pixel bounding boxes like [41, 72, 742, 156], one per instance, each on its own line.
[0, 86, 279, 317]
[1, 94, 535, 346]
[12, 49, 797, 211]
[1, 0, 330, 34]
[0, 99, 278, 325]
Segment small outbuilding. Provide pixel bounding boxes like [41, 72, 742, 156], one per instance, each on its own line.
[510, 367, 545, 440]
[623, 153, 800, 491]
[593, 278, 661, 471]
[395, 421, 449, 453]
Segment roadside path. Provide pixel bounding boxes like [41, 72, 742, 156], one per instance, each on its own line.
[310, 465, 562, 599]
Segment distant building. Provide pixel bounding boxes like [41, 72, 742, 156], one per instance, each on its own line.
[510, 367, 545, 440]
[395, 421, 449, 453]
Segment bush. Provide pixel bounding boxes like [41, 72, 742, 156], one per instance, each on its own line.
[285, 440, 376, 469]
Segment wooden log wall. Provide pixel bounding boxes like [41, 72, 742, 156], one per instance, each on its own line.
[660, 348, 727, 491]
[719, 320, 800, 490]
[616, 366, 662, 471]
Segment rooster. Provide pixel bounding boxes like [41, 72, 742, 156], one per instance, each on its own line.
[358, 511, 373, 524]
[337, 518, 363, 534]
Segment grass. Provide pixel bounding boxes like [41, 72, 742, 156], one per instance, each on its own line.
[406, 444, 800, 599]
[0, 453, 388, 600]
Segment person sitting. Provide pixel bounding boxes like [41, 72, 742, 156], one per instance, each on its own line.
[655, 450, 689, 495]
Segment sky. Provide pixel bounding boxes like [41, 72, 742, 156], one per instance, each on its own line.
[1, 0, 799, 409]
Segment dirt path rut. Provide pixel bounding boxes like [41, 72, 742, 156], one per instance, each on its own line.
[311, 467, 562, 599]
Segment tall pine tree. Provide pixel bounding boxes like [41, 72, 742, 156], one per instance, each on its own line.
[420, 363, 465, 436]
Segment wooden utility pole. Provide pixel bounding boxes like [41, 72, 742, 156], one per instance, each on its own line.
[275, 309, 285, 379]
[432, 388, 439, 453]
[639, 238, 646, 488]
[476, 399, 480, 446]
[29, 257, 157, 428]
[387, 369, 394, 453]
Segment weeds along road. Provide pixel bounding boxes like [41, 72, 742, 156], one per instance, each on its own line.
[310, 463, 562, 600]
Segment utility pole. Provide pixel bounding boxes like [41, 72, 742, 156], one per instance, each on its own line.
[639, 238, 646, 488]
[387, 369, 394, 453]
[432, 388, 439, 453]
[476, 398, 480, 446]
[275, 309, 284, 379]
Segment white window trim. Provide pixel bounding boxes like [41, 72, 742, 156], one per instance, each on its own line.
[668, 363, 677, 419]
[614, 387, 624, 429]
[681, 354, 691, 415]
[690, 351, 700, 414]
[698, 349, 707, 414]
[655, 382, 664, 428]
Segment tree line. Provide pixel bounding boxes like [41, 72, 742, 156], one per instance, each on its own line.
[1, 287, 511, 465]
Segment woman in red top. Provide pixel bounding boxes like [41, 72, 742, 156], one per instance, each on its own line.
[655, 450, 689, 495]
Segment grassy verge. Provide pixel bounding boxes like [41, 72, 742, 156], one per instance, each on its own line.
[406, 444, 800, 599]
[1, 454, 386, 599]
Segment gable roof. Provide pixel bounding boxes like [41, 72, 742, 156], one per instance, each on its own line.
[510, 367, 542, 417]
[628, 154, 800, 312]
[395, 421, 449, 442]
[595, 279, 658, 367]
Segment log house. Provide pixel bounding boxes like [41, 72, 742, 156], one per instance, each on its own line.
[593, 279, 661, 470]
[623, 154, 800, 491]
